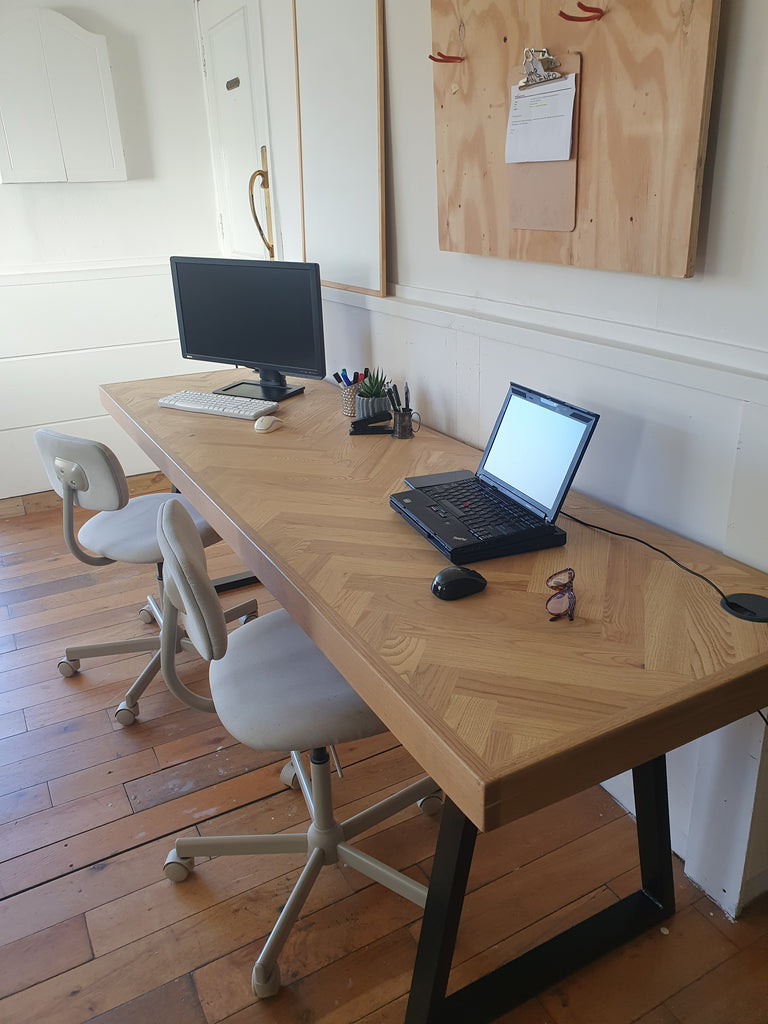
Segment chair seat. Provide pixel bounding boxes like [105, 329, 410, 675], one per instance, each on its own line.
[78, 493, 220, 563]
[210, 609, 386, 751]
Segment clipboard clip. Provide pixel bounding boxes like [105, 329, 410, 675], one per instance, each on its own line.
[518, 47, 562, 90]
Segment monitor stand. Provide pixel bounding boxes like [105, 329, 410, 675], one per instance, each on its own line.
[214, 371, 304, 404]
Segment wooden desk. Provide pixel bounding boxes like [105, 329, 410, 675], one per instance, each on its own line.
[101, 370, 768, 1022]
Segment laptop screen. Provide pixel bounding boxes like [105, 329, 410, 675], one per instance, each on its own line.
[478, 384, 599, 520]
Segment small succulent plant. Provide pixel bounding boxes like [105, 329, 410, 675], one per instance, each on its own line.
[357, 367, 388, 398]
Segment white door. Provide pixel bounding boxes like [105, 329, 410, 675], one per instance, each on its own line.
[197, 0, 279, 259]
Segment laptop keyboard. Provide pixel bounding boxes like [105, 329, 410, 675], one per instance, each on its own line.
[422, 478, 544, 541]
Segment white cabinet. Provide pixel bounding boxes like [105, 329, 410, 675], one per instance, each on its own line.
[0, 8, 126, 183]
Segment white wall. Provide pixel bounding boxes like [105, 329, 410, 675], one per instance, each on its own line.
[0, 0, 221, 491]
[314, 0, 768, 916]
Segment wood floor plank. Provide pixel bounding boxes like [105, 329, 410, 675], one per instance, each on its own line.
[193, 878, 423, 1023]
[0, 571, 97, 609]
[0, 709, 113, 769]
[153, 722, 239, 769]
[48, 747, 161, 805]
[0, 915, 93, 999]
[663, 933, 768, 1024]
[6, 569, 155, 622]
[0, 829, 199, 948]
[84, 975, 207, 1024]
[538, 905, 738, 1024]
[17, 665, 170, 728]
[0, 621, 165, 683]
[0, 868, 355, 1024]
[0, 760, 287, 895]
[0, 782, 51, 825]
[447, 887, 618, 995]
[0, 709, 26, 739]
[441, 816, 640, 963]
[3, 588, 162, 644]
[123, 744, 277, 812]
[691, 889, 768, 949]
[0, 785, 132, 863]
[10, 604, 161, 653]
[0, 705, 215, 798]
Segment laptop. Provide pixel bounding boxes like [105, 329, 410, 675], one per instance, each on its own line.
[389, 382, 599, 564]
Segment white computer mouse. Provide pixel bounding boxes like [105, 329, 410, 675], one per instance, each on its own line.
[254, 415, 283, 433]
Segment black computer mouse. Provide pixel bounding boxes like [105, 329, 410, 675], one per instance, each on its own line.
[431, 566, 487, 601]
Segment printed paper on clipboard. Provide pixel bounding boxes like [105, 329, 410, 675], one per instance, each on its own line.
[505, 74, 577, 164]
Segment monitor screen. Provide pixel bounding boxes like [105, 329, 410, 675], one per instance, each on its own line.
[169, 256, 326, 402]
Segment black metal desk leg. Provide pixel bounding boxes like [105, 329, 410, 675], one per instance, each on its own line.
[632, 755, 676, 913]
[405, 798, 477, 1024]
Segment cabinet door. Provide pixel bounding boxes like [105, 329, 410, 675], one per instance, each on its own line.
[198, 0, 280, 259]
[0, 10, 66, 182]
[0, 9, 125, 183]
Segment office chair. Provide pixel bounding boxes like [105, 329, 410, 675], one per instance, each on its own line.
[33, 429, 258, 726]
[156, 498, 441, 998]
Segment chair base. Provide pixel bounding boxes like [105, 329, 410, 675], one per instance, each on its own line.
[59, 587, 259, 726]
[164, 748, 441, 998]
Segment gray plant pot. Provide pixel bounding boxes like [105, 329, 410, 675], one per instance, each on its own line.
[355, 395, 390, 419]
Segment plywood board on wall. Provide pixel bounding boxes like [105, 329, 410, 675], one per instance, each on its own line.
[430, 0, 721, 278]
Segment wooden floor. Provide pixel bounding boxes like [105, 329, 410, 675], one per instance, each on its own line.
[0, 505, 766, 1024]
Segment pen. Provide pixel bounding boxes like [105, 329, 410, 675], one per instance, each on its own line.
[392, 384, 402, 409]
[363, 367, 370, 379]
[386, 387, 399, 413]
[340, 370, 352, 386]
[404, 382, 410, 411]
[353, 372, 360, 384]
[332, 372, 343, 385]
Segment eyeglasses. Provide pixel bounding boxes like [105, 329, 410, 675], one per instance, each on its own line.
[546, 568, 575, 621]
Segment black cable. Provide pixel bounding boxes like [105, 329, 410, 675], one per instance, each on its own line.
[562, 511, 739, 608]
[561, 511, 768, 729]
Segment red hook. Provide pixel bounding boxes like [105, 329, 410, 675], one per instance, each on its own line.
[428, 51, 464, 63]
[559, 2, 604, 21]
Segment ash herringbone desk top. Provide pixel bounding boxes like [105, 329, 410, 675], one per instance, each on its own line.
[101, 371, 768, 831]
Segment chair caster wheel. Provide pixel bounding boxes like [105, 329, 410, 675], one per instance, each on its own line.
[417, 792, 443, 816]
[252, 961, 281, 999]
[240, 613, 259, 625]
[164, 849, 194, 882]
[114, 701, 139, 726]
[138, 604, 156, 624]
[280, 762, 300, 790]
[58, 658, 80, 677]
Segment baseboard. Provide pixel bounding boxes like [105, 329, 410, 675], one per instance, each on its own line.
[0, 471, 171, 520]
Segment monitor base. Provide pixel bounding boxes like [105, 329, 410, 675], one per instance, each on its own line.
[214, 380, 305, 403]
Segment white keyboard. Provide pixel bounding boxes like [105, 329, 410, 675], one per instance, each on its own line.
[158, 390, 279, 420]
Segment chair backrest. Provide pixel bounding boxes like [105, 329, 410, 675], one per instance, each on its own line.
[33, 429, 129, 512]
[156, 498, 229, 664]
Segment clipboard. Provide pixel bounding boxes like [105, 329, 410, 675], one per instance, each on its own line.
[506, 52, 581, 232]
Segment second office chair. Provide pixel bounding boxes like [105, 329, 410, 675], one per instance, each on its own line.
[33, 429, 258, 725]
[156, 497, 441, 998]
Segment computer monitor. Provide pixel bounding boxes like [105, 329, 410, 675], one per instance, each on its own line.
[169, 256, 326, 403]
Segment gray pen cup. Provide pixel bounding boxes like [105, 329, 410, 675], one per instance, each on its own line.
[392, 408, 421, 439]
